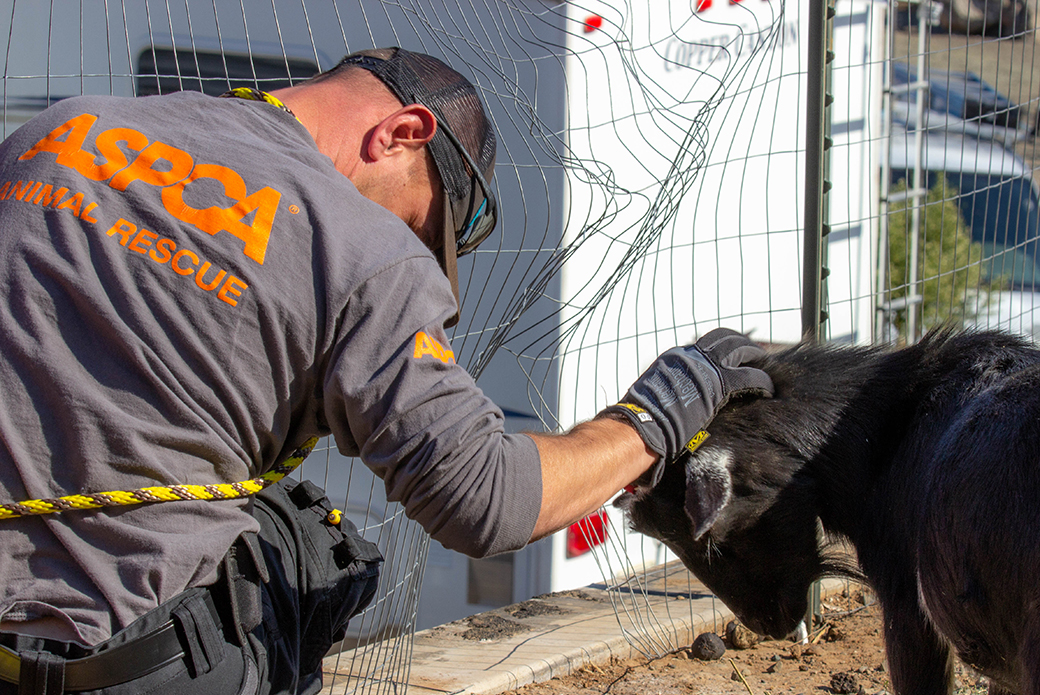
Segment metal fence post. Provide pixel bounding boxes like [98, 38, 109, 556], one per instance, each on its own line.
[802, 0, 836, 342]
[802, 0, 836, 631]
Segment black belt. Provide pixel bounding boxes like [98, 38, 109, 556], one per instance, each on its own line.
[0, 592, 221, 692]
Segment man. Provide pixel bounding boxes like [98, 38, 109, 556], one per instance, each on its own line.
[0, 47, 771, 694]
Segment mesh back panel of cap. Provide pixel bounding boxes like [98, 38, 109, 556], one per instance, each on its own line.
[348, 48, 496, 204]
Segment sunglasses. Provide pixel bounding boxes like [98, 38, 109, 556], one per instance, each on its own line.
[434, 117, 498, 256]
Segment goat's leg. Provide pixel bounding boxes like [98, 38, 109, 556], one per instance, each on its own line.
[879, 592, 955, 695]
[1018, 611, 1040, 695]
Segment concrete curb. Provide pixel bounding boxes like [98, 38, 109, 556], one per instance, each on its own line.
[320, 575, 849, 695]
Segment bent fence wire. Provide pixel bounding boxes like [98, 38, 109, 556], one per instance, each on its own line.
[1, 0, 1037, 692]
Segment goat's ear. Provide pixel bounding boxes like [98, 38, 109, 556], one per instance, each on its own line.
[684, 449, 733, 540]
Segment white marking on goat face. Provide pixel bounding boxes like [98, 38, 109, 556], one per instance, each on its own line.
[685, 447, 734, 540]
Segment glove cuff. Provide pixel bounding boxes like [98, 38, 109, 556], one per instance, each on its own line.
[601, 403, 667, 459]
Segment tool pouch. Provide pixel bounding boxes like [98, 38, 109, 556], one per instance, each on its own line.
[250, 479, 383, 685]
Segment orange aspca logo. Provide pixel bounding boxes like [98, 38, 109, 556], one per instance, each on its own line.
[18, 112, 280, 265]
[413, 331, 455, 364]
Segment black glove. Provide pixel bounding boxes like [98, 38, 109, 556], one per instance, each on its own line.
[602, 328, 774, 465]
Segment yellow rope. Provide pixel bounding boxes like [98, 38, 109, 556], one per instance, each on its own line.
[219, 87, 300, 122]
[0, 437, 319, 520]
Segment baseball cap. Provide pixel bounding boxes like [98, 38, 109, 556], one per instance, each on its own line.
[335, 48, 498, 326]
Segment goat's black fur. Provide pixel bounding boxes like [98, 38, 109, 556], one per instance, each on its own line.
[617, 329, 1040, 695]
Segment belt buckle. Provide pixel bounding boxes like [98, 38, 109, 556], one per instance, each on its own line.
[0, 643, 20, 685]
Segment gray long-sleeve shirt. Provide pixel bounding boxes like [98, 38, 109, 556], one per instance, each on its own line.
[0, 91, 540, 645]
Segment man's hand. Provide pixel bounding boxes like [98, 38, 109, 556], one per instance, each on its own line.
[601, 328, 774, 464]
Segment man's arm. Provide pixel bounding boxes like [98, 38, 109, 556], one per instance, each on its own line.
[527, 417, 656, 542]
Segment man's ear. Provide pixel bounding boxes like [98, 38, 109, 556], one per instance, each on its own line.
[365, 104, 437, 161]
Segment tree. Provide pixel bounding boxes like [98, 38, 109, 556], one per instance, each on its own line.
[885, 176, 1005, 340]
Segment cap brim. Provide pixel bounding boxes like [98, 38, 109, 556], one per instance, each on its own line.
[437, 192, 461, 328]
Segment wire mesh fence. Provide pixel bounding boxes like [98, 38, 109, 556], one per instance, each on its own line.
[880, 1, 1040, 344]
[0, 0, 1037, 692]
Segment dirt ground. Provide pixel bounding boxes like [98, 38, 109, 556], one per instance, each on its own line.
[505, 585, 991, 695]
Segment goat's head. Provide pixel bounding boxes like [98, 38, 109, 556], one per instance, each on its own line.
[615, 344, 857, 638]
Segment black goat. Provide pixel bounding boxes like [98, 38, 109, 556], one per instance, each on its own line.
[617, 329, 1040, 695]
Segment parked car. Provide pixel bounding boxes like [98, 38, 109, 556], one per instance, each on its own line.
[897, 0, 1032, 37]
[892, 61, 1030, 146]
[937, 0, 1031, 37]
[889, 122, 1040, 336]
